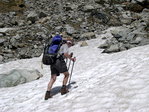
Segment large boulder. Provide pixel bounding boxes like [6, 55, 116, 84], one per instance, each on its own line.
[99, 23, 149, 53]
[80, 32, 95, 40]
[123, 2, 144, 12]
[0, 22, 4, 28]
[129, 0, 149, 9]
[102, 43, 120, 53]
[0, 55, 3, 63]
[80, 41, 88, 47]
[65, 24, 76, 35]
[83, 5, 95, 12]
[27, 11, 38, 23]
[0, 69, 43, 88]
[0, 38, 6, 46]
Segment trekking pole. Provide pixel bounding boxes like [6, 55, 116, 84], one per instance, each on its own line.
[68, 57, 75, 87]
[68, 52, 73, 70]
[66, 58, 68, 64]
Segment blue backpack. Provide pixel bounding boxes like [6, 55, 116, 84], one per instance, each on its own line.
[42, 35, 62, 65]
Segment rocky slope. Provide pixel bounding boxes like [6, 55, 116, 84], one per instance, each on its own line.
[0, 0, 149, 63]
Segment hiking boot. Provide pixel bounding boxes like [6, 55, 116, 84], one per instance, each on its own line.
[44, 91, 52, 100]
[60, 85, 69, 95]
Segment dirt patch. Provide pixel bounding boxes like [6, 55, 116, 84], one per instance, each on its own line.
[0, 0, 25, 13]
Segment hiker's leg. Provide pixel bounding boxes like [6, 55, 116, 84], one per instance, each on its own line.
[45, 74, 57, 100]
[47, 74, 57, 91]
[62, 71, 69, 86]
[61, 72, 69, 95]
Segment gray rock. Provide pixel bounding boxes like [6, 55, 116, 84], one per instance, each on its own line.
[126, 33, 135, 41]
[104, 44, 120, 53]
[0, 38, 6, 46]
[119, 42, 127, 51]
[80, 32, 95, 40]
[18, 20, 25, 26]
[10, 20, 18, 26]
[99, 40, 109, 49]
[139, 38, 149, 46]
[110, 27, 132, 38]
[112, 33, 122, 40]
[27, 11, 38, 23]
[80, 41, 88, 47]
[55, 26, 63, 32]
[38, 11, 47, 18]
[123, 2, 144, 12]
[10, 37, 18, 48]
[64, 4, 78, 11]
[0, 69, 43, 88]
[83, 5, 95, 12]
[108, 16, 122, 26]
[130, 37, 142, 44]
[0, 55, 3, 62]
[4, 53, 13, 58]
[18, 48, 29, 58]
[65, 24, 76, 35]
[110, 38, 119, 44]
[120, 17, 132, 25]
[13, 34, 21, 40]
[0, 33, 3, 37]
[0, 28, 15, 33]
[0, 22, 4, 28]
[91, 11, 110, 24]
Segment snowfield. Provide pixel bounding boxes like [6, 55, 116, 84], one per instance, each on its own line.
[0, 29, 149, 112]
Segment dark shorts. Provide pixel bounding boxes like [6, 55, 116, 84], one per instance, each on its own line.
[50, 57, 68, 76]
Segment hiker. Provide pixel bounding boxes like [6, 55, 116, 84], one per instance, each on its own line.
[45, 37, 76, 100]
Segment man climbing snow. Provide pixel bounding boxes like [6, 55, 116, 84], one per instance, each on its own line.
[45, 37, 76, 100]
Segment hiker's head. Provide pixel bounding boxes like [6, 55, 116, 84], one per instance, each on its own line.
[55, 32, 59, 35]
[60, 33, 63, 37]
[66, 38, 74, 47]
[55, 32, 64, 38]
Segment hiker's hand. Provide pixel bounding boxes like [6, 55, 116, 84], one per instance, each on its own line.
[70, 52, 73, 57]
[71, 57, 76, 62]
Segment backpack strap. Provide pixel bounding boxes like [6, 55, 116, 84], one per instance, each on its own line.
[56, 42, 63, 59]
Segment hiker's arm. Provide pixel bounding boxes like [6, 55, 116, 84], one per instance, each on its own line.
[63, 53, 72, 60]
[63, 53, 76, 61]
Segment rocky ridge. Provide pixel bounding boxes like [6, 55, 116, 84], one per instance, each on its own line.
[0, 0, 149, 63]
